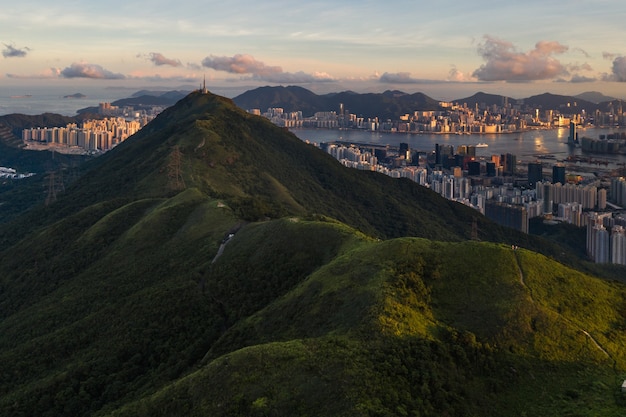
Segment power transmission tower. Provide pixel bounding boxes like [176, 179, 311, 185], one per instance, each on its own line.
[471, 216, 479, 241]
[167, 146, 186, 191]
[45, 171, 64, 206]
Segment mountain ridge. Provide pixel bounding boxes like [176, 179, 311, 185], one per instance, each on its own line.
[233, 85, 616, 117]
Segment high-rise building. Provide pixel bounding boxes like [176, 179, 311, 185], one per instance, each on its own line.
[598, 188, 607, 210]
[468, 161, 481, 176]
[502, 153, 516, 176]
[610, 177, 626, 206]
[527, 162, 543, 187]
[435, 143, 453, 166]
[567, 121, 578, 145]
[611, 226, 626, 265]
[485, 201, 528, 233]
[594, 226, 610, 263]
[540, 182, 554, 214]
[552, 164, 566, 185]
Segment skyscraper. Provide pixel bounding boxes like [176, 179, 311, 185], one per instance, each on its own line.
[552, 164, 566, 185]
[502, 153, 516, 176]
[611, 226, 626, 265]
[594, 226, 610, 263]
[567, 121, 578, 145]
[468, 161, 481, 176]
[485, 201, 529, 233]
[527, 162, 543, 187]
[610, 177, 626, 206]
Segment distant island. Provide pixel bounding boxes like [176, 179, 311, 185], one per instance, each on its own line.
[63, 93, 86, 99]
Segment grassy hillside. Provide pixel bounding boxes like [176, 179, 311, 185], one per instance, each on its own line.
[3, 181, 625, 416]
[100, 238, 626, 417]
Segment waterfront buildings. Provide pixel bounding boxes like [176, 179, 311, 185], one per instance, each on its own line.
[323, 140, 616, 240]
[22, 117, 147, 152]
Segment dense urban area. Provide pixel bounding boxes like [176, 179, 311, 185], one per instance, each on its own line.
[7, 95, 626, 266]
[247, 98, 626, 266]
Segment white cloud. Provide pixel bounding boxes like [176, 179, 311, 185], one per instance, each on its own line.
[147, 52, 182, 67]
[609, 56, 626, 82]
[378, 72, 436, 84]
[202, 53, 335, 83]
[60, 62, 126, 79]
[472, 36, 569, 82]
[7, 68, 61, 79]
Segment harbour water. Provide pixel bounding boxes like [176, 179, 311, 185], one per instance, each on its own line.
[290, 127, 626, 173]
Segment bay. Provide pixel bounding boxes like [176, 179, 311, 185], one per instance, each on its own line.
[290, 127, 626, 171]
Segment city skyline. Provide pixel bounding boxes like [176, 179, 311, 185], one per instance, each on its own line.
[2, 1, 626, 100]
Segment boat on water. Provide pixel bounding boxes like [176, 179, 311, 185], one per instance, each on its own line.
[10, 95, 32, 99]
[476, 143, 488, 148]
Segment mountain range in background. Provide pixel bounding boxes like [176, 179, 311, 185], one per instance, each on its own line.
[69, 86, 623, 120]
[0, 90, 625, 416]
[231, 86, 623, 119]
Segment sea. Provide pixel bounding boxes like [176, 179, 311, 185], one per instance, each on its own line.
[0, 85, 134, 117]
[290, 127, 626, 173]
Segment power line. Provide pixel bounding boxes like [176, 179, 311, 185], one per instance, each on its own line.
[167, 146, 186, 191]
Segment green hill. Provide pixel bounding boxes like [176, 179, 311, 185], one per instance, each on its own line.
[1, 91, 625, 416]
[115, 237, 626, 417]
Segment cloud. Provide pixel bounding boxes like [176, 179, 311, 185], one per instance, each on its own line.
[2, 43, 30, 58]
[569, 75, 596, 83]
[554, 74, 596, 83]
[6, 68, 61, 79]
[608, 56, 626, 82]
[129, 73, 200, 83]
[60, 62, 126, 79]
[603, 52, 616, 60]
[147, 52, 182, 67]
[202, 54, 282, 76]
[378, 72, 436, 84]
[447, 66, 473, 82]
[573, 48, 591, 58]
[255, 71, 335, 83]
[472, 36, 569, 82]
[568, 62, 593, 72]
[202, 53, 335, 84]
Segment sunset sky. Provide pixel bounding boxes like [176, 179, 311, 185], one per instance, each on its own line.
[2, 0, 626, 100]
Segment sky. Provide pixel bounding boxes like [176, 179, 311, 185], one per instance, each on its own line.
[2, 0, 626, 101]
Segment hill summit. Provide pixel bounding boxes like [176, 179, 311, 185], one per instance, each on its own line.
[0, 90, 625, 416]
